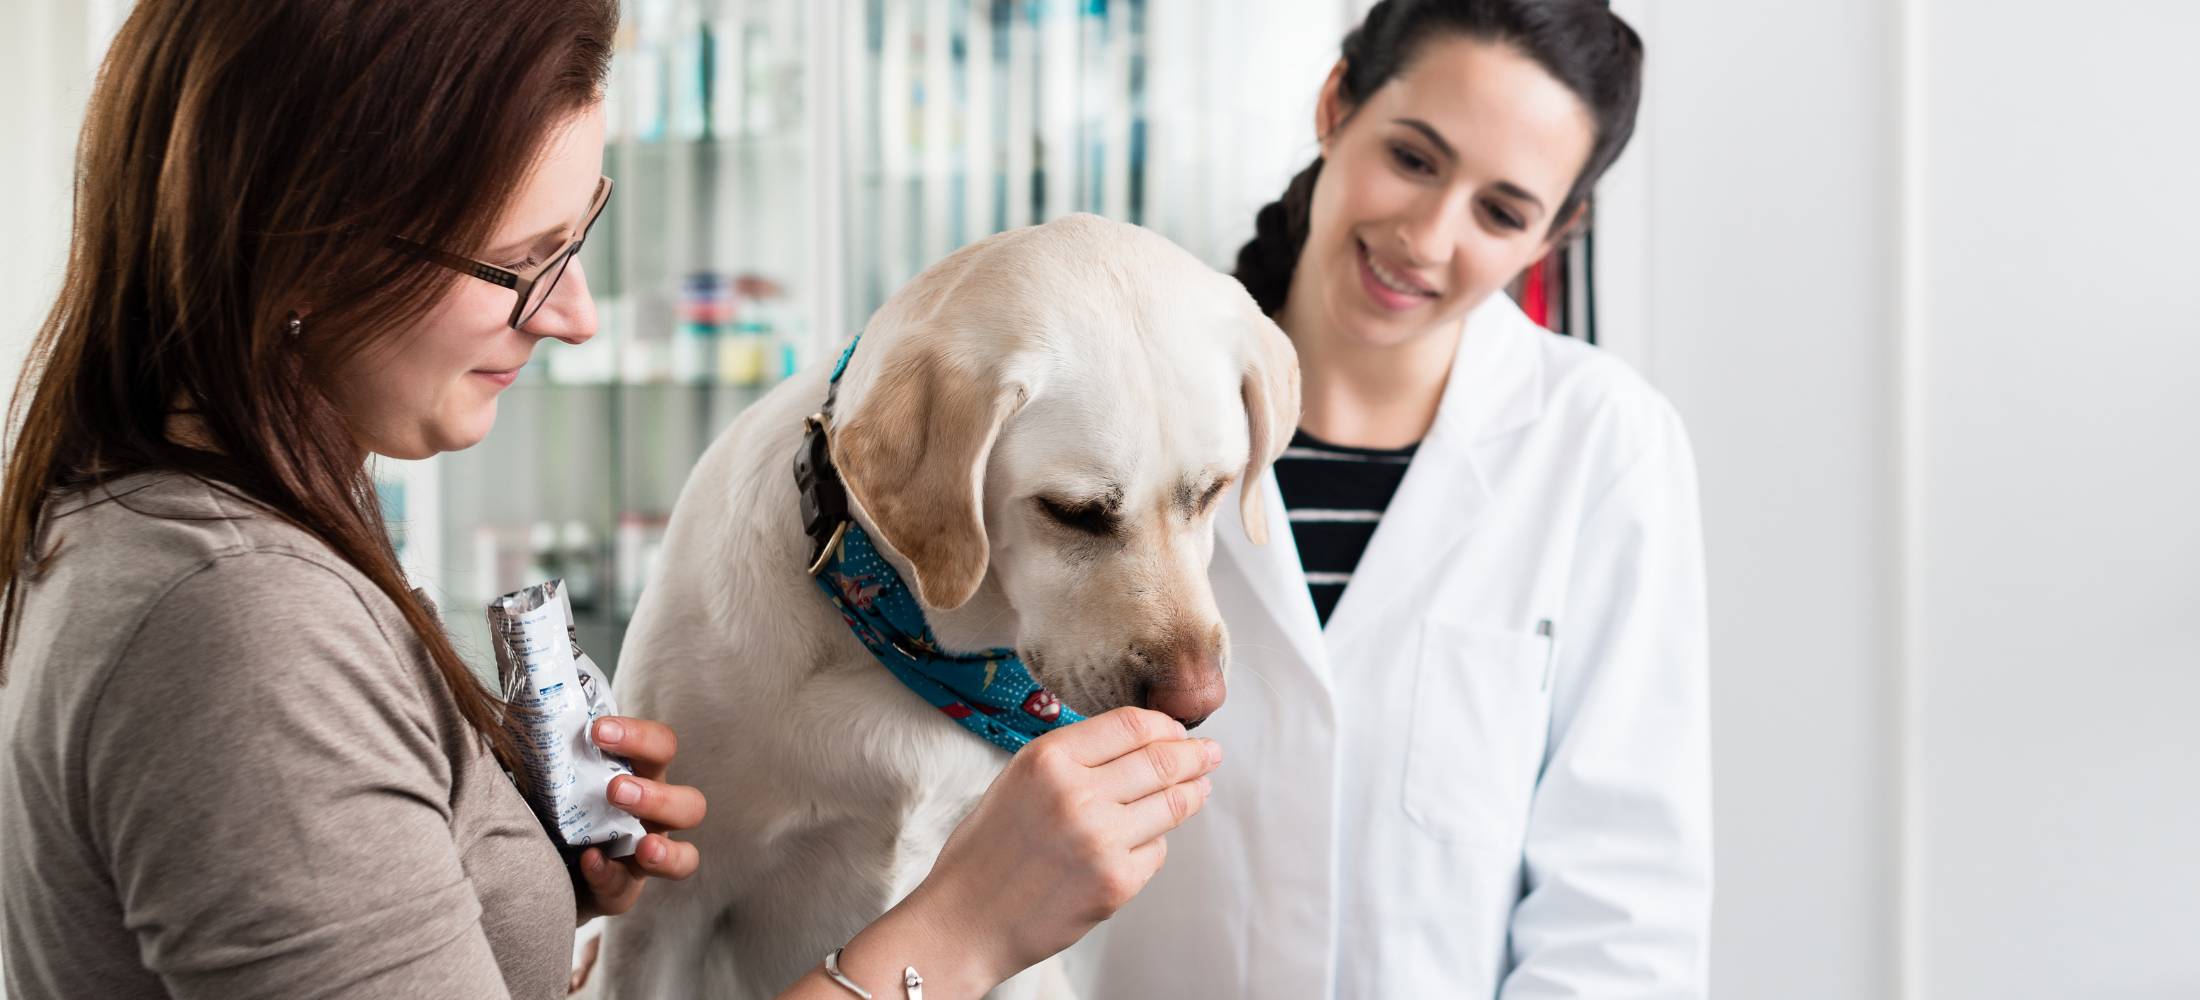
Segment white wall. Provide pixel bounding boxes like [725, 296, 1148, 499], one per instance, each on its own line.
[0, 0, 98, 397]
[1634, 2, 1904, 997]
[0, 5, 112, 993]
[1640, 0, 2200, 997]
[1915, 2, 2200, 997]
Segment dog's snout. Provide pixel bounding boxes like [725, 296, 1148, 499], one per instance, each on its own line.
[1141, 644, 1226, 730]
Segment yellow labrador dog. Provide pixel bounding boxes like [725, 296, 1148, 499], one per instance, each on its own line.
[588, 215, 1299, 999]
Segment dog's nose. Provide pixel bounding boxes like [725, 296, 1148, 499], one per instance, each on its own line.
[1142, 648, 1226, 730]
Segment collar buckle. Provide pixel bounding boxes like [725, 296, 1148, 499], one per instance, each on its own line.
[795, 406, 852, 576]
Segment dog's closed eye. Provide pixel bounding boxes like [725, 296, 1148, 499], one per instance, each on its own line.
[1169, 474, 1235, 521]
[1035, 495, 1119, 537]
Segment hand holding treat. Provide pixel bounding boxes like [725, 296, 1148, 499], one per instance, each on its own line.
[488, 580, 705, 920]
[573, 713, 705, 918]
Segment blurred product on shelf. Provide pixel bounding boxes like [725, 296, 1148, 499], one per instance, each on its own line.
[561, 520, 604, 613]
[620, 328, 670, 383]
[614, 511, 672, 617]
[719, 317, 765, 385]
[669, 0, 709, 141]
[1505, 232, 1596, 342]
[393, 0, 1375, 670]
[525, 521, 559, 588]
[473, 524, 528, 608]
[676, 271, 731, 383]
[376, 474, 411, 568]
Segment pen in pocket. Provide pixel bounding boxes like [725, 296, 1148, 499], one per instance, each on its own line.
[1537, 619, 1557, 691]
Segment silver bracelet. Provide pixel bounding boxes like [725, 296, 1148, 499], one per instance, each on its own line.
[822, 948, 925, 1000]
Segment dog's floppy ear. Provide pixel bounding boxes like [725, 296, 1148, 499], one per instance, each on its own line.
[834, 341, 1023, 610]
[1237, 311, 1302, 546]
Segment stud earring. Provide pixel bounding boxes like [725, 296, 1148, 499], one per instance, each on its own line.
[286, 311, 303, 337]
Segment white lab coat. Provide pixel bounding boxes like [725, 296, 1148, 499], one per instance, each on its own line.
[1064, 294, 1712, 998]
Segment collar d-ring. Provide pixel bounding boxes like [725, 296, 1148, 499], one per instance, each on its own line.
[806, 519, 850, 577]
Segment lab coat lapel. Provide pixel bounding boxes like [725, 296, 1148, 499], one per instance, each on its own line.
[1214, 467, 1331, 689]
[1322, 295, 1545, 640]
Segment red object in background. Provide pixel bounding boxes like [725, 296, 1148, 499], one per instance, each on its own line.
[1520, 251, 1552, 327]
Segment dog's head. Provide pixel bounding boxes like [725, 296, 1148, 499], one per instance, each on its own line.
[830, 215, 1299, 728]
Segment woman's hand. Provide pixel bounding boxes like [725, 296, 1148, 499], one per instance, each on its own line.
[574, 715, 708, 921]
[815, 707, 1222, 999]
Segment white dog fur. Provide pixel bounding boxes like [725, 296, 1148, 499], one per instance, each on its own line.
[585, 214, 1299, 999]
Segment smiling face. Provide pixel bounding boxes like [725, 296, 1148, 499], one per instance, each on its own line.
[1284, 34, 1596, 350]
[324, 103, 607, 459]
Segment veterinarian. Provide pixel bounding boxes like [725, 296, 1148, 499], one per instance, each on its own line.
[0, 2, 1218, 998]
[1068, 2, 1711, 997]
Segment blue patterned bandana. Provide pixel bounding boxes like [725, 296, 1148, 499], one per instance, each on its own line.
[800, 338, 1085, 753]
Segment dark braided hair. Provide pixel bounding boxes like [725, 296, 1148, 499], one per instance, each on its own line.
[1233, 0, 1644, 316]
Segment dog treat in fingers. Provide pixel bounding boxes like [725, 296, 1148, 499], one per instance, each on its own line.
[489, 579, 645, 859]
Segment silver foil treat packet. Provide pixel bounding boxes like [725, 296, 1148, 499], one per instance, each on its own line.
[488, 578, 645, 859]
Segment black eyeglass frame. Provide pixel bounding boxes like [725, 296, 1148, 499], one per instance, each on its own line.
[388, 175, 614, 330]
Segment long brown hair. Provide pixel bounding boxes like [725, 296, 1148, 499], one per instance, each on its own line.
[0, 0, 618, 766]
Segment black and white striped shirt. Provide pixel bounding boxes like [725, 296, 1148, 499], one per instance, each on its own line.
[1271, 429, 1420, 625]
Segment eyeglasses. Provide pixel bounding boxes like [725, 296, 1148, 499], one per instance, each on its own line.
[390, 175, 614, 330]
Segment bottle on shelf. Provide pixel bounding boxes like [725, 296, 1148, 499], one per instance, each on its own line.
[676, 271, 732, 383]
[619, 321, 673, 383]
[718, 271, 789, 388]
[628, 0, 674, 143]
[742, 12, 777, 137]
[720, 317, 768, 387]
[376, 474, 410, 567]
[547, 291, 622, 384]
[709, 3, 743, 142]
[613, 511, 671, 617]
[525, 521, 559, 590]
[562, 519, 602, 613]
[669, 0, 709, 143]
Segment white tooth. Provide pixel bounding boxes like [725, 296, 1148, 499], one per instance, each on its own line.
[1375, 259, 1404, 293]
[1369, 254, 1421, 296]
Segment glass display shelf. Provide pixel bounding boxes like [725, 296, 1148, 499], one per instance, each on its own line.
[382, 0, 1371, 672]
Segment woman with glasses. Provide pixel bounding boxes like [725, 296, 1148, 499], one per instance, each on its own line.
[0, 2, 1214, 998]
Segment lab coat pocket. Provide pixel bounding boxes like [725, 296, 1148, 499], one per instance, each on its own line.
[1402, 619, 1552, 850]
